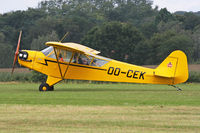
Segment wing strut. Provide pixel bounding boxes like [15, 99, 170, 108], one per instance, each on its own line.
[63, 52, 74, 78]
[53, 47, 75, 79]
[53, 47, 63, 79]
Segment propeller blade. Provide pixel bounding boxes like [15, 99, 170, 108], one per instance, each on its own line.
[11, 30, 22, 74]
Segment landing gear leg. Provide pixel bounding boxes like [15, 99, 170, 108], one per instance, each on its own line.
[39, 83, 54, 91]
[171, 85, 182, 91]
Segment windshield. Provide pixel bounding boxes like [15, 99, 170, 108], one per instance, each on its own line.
[41, 46, 53, 56]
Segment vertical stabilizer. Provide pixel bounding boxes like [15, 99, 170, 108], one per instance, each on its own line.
[155, 50, 188, 84]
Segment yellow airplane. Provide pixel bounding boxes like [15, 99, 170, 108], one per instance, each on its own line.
[12, 31, 188, 91]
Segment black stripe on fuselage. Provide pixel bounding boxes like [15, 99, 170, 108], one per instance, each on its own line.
[38, 59, 107, 71]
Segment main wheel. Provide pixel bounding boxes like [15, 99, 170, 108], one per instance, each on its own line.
[39, 83, 54, 91]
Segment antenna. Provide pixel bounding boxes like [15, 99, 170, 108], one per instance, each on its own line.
[59, 32, 69, 43]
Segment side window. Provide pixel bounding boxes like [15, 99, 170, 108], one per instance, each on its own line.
[73, 53, 108, 67]
[58, 49, 73, 62]
[91, 58, 108, 67]
[48, 48, 74, 63]
[73, 53, 92, 65]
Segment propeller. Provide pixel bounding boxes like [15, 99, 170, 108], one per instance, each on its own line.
[11, 30, 22, 74]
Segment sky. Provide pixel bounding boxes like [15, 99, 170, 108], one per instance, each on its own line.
[0, 0, 200, 14]
[0, 0, 42, 14]
[153, 0, 200, 12]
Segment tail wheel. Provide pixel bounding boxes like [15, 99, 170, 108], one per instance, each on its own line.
[39, 83, 54, 91]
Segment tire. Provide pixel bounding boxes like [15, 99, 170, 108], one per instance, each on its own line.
[39, 83, 51, 91]
[49, 85, 54, 91]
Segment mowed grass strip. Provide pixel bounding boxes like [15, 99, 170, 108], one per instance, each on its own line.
[0, 105, 200, 133]
[0, 83, 200, 106]
[0, 83, 200, 132]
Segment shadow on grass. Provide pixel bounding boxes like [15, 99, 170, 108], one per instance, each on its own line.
[54, 88, 177, 92]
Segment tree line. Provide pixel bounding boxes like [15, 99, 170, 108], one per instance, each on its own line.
[0, 0, 200, 68]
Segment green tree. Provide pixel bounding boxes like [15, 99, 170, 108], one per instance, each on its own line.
[182, 12, 200, 30]
[192, 25, 200, 62]
[0, 32, 5, 42]
[0, 32, 13, 68]
[140, 22, 157, 39]
[106, 0, 155, 25]
[155, 8, 174, 24]
[60, 15, 96, 43]
[133, 41, 151, 65]
[30, 31, 59, 50]
[0, 43, 13, 68]
[148, 30, 193, 64]
[81, 22, 144, 63]
[157, 20, 183, 33]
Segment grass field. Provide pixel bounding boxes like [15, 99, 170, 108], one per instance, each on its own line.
[0, 83, 200, 132]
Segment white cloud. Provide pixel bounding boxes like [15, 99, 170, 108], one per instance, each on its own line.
[153, 0, 200, 12]
[0, 0, 42, 14]
[0, 0, 200, 14]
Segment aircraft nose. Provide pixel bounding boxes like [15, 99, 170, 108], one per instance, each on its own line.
[19, 51, 29, 61]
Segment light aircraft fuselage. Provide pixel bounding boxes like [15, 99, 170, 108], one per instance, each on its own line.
[17, 41, 188, 91]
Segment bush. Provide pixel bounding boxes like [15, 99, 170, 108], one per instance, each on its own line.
[187, 71, 200, 83]
[31, 71, 47, 83]
[0, 71, 46, 83]
[0, 72, 32, 82]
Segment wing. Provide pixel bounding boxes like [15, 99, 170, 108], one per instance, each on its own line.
[46, 42, 100, 55]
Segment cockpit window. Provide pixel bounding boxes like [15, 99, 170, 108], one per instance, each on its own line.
[43, 47, 74, 62]
[73, 53, 109, 67]
[41, 47, 109, 67]
[58, 49, 74, 62]
[91, 58, 108, 67]
[73, 53, 91, 65]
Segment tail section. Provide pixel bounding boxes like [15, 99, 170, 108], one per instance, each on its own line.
[154, 50, 188, 85]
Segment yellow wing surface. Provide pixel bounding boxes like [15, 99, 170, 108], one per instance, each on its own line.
[18, 42, 189, 87]
[46, 42, 100, 55]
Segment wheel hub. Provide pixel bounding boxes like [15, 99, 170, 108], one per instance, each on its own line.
[42, 86, 47, 91]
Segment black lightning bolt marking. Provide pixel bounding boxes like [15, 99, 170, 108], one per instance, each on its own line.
[38, 59, 107, 71]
